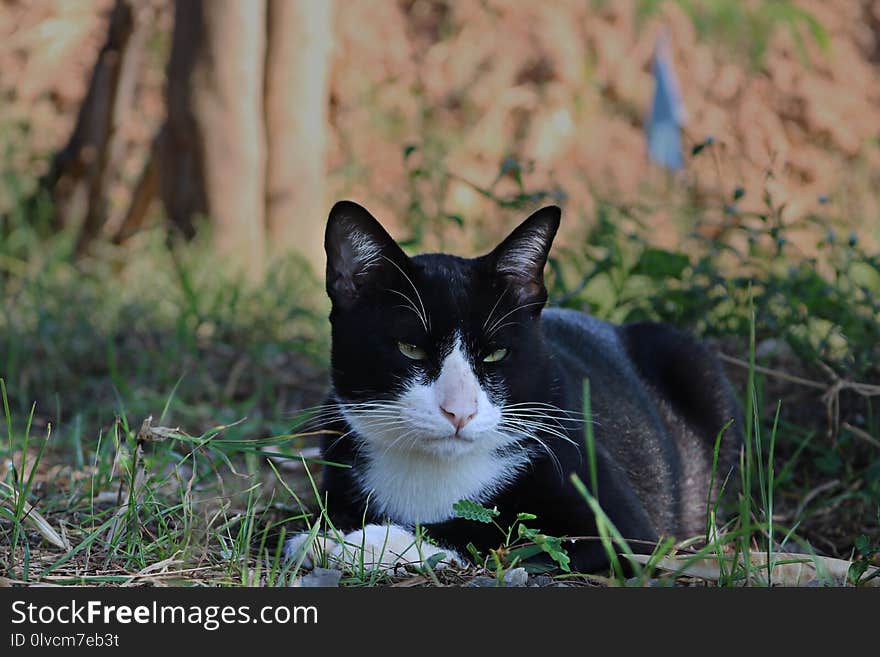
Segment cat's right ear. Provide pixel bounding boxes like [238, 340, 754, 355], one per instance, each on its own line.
[325, 201, 409, 308]
[488, 205, 561, 306]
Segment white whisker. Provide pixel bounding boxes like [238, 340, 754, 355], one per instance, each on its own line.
[497, 422, 563, 479]
[381, 255, 429, 331]
[486, 300, 545, 337]
[386, 288, 428, 332]
[482, 284, 510, 332]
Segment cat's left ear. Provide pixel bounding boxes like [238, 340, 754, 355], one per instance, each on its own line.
[489, 205, 561, 305]
[325, 201, 409, 308]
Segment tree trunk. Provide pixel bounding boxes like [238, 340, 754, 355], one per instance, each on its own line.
[46, 0, 143, 255]
[160, 0, 204, 240]
[264, 0, 333, 273]
[162, 0, 268, 278]
[112, 131, 160, 245]
[119, 0, 334, 278]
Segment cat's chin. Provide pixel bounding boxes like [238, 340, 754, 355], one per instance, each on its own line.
[416, 433, 478, 457]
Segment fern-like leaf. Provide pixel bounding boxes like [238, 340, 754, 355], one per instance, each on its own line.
[453, 499, 499, 523]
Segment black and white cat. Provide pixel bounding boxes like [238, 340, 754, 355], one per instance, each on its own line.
[285, 200, 741, 573]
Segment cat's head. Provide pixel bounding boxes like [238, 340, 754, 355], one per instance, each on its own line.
[324, 200, 560, 459]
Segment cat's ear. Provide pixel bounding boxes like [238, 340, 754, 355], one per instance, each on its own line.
[325, 200, 409, 308]
[489, 205, 561, 305]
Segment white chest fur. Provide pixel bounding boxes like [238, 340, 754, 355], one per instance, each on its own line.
[357, 445, 527, 524]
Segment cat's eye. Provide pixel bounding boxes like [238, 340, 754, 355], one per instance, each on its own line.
[483, 348, 508, 363]
[398, 342, 427, 360]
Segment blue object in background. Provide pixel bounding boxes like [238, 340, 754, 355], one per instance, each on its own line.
[647, 34, 686, 171]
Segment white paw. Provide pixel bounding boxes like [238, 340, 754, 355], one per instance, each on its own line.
[282, 531, 339, 570]
[332, 524, 463, 573]
[284, 524, 463, 575]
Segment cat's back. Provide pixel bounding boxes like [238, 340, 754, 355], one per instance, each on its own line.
[539, 305, 741, 538]
[539, 307, 646, 402]
[541, 306, 621, 353]
[540, 306, 737, 436]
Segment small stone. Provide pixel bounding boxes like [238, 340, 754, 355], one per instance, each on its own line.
[529, 575, 554, 587]
[500, 567, 528, 587]
[466, 576, 500, 587]
[295, 567, 342, 588]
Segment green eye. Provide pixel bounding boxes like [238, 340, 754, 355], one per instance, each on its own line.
[483, 348, 508, 363]
[398, 342, 427, 360]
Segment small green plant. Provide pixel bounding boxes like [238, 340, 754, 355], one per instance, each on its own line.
[452, 500, 571, 579]
[451, 499, 499, 524]
[847, 531, 880, 586]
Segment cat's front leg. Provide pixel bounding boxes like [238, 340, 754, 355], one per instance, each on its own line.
[334, 524, 464, 573]
[284, 524, 464, 574]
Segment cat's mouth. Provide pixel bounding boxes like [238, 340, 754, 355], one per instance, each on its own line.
[410, 431, 483, 458]
[364, 422, 483, 455]
[423, 432, 476, 444]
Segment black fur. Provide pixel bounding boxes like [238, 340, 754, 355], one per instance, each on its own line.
[314, 200, 742, 572]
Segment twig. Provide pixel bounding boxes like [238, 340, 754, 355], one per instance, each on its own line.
[793, 479, 840, 521]
[841, 423, 880, 449]
[721, 352, 880, 396]
[720, 352, 880, 441]
[718, 353, 825, 390]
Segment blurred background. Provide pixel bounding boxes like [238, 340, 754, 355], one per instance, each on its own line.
[4, 0, 880, 268]
[1, 1, 878, 579]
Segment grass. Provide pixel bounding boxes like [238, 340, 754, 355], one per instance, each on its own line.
[1, 142, 879, 586]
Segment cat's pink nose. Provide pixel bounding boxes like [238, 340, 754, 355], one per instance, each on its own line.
[440, 402, 477, 433]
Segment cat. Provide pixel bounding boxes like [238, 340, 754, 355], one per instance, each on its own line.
[284, 200, 742, 574]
